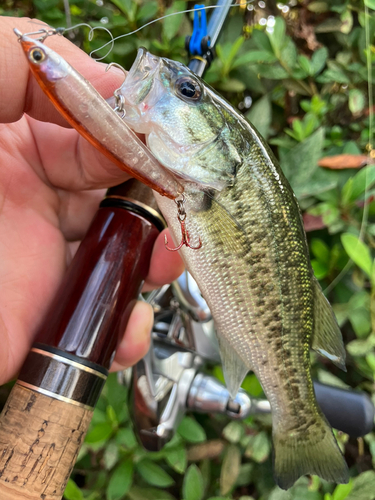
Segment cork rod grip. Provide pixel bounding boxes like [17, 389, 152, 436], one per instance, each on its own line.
[0, 384, 92, 500]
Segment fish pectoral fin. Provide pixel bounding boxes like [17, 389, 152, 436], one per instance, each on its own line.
[312, 277, 346, 371]
[217, 332, 250, 398]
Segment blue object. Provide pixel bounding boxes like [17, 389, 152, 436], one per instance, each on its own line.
[189, 4, 211, 56]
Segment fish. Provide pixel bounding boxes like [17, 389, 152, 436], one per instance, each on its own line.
[120, 48, 350, 489]
[14, 30, 182, 199]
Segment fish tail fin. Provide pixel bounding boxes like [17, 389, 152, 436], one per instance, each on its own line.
[273, 414, 349, 490]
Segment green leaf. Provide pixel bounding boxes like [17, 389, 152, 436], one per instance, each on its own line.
[244, 432, 270, 463]
[245, 95, 272, 140]
[241, 373, 264, 397]
[347, 337, 375, 357]
[85, 422, 113, 444]
[128, 486, 175, 500]
[64, 480, 83, 500]
[104, 441, 119, 470]
[349, 308, 371, 337]
[165, 446, 187, 474]
[308, 2, 329, 13]
[217, 78, 246, 93]
[300, 167, 338, 200]
[220, 444, 241, 495]
[268, 17, 286, 57]
[332, 479, 353, 500]
[116, 427, 137, 449]
[177, 417, 206, 443]
[107, 458, 134, 500]
[317, 68, 350, 84]
[346, 471, 375, 500]
[105, 373, 128, 417]
[317, 369, 349, 389]
[279, 128, 324, 192]
[183, 464, 205, 500]
[349, 89, 366, 115]
[257, 64, 289, 80]
[364, 0, 375, 8]
[231, 50, 277, 68]
[280, 38, 297, 69]
[110, 0, 133, 16]
[136, 1, 158, 22]
[311, 239, 330, 264]
[252, 29, 273, 53]
[315, 17, 345, 33]
[311, 259, 329, 280]
[106, 405, 118, 426]
[162, 1, 186, 40]
[343, 141, 361, 155]
[222, 421, 244, 444]
[136, 460, 175, 487]
[340, 10, 353, 34]
[366, 353, 375, 372]
[298, 55, 311, 75]
[235, 463, 254, 487]
[224, 36, 245, 74]
[342, 165, 375, 203]
[341, 233, 372, 277]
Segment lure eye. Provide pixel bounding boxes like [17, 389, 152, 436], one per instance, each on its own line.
[29, 47, 46, 64]
[175, 77, 202, 101]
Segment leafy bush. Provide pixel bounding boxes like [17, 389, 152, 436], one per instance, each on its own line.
[2, 0, 375, 499]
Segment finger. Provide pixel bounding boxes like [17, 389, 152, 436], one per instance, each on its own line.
[0, 17, 123, 125]
[143, 229, 185, 291]
[57, 188, 106, 241]
[110, 301, 152, 372]
[26, 117, 132, 191]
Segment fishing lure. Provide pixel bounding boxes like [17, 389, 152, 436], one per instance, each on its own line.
[14, 29, 182, 200]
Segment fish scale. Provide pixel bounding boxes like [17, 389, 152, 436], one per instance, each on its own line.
[122, 48, 349, 490]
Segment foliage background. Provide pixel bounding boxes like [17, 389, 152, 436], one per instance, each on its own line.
[1, 0, 375, 498]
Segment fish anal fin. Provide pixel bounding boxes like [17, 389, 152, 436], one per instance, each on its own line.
[312, 277, 346, 371]
[217, 332, 250, 398]
[273, 414, 349, 490]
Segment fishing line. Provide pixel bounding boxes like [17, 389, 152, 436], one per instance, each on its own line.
[26, 18, 116, 59]
[324, 4, 374, 295]
[59, 1, 255, 61]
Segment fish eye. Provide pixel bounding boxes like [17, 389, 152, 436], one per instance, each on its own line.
[29, 47, 46, 64]
[175, 77, 202, 101]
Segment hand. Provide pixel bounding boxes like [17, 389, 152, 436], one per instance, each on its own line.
[0, 16, 184, 384]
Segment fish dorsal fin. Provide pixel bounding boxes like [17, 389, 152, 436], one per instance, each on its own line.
[216, 330, 250, 398]
[312, 277, 346, 371]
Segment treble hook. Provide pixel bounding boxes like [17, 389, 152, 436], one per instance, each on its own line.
[14, 27, 65, 43]
[165, 195, 202, 252]
[106, 63, 127, 118]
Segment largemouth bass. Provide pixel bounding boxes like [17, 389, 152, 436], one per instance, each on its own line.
[121, 49, 349, 489]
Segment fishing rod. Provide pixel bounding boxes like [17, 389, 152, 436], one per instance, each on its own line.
[186, 0, 233, 76]
[0, 178, 164, 500]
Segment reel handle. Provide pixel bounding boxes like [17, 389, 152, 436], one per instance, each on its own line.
[314, 382, 374, 438]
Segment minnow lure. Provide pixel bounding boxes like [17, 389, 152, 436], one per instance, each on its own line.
[14, 29, 182, 199]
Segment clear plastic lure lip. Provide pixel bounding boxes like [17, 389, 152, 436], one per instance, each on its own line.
[14, 29, 183, 200]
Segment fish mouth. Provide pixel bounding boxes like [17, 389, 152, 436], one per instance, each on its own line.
[121, 48, 161, 106]
[128, 48, 160, 80]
